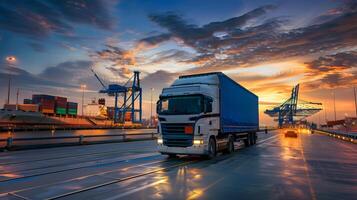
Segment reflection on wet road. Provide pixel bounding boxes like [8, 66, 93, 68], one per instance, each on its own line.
[0, 130, 355, 200]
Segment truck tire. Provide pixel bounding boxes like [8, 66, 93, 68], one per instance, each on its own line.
[206, 137, 217, 159]
[227, 136, 234, 153]
[223, 136, 234, 154]
[249, 132, 254, 145]
[244, 135, 250, 147]
[253, 132, 257, 144]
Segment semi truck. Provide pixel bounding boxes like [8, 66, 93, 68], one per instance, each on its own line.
[156, 72, 259, 158]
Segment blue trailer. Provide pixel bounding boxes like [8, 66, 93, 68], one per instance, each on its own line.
[217, 73, 259, 134]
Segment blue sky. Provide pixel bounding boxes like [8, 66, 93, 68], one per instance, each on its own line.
[0, 0, 356, 123]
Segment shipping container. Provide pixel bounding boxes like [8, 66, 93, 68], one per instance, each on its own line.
[67, 102, 78, 115]
[18, 104, 39, 112]
[23, 99, 32, 104]
[32, 94, 55, 103]
[55, 107, 67, 115]
[3, 104, 16, 110]
[67, 108, 78, 115]
[32, 94, 55, 114]
[41, 108, 55, 114]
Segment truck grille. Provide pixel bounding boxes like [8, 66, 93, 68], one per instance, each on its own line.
[161, 123, 194, 147]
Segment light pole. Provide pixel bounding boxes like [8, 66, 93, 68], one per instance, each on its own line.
[150, 88, 154, 127]
[353, 87, 357, 117]
[81, 84, 86, 116]
[333, 90, 337, 121]
[5, 56, 17, 105]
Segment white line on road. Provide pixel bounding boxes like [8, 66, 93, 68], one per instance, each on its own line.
[103, 179, 167, 200]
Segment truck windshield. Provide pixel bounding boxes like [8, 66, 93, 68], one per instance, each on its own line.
[157, 96, 202, 115]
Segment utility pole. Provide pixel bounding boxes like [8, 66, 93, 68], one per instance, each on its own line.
[150, 88, 154, 127]
[81, 85, 86, 116]
[333, 90, 337, 121]
[353, 87, 357, 117]
[5, 56, 17, 105]
[16, 88, 19, 110]
[7, 75, 11, 105]
[323, 101, 327, 123]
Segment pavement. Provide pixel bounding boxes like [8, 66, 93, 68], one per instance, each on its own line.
[0, 130, 355, 200]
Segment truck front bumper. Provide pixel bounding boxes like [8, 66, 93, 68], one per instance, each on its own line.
[158, 144, 207, 155]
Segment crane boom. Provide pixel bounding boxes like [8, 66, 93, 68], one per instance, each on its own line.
[91, 68, 107, 89]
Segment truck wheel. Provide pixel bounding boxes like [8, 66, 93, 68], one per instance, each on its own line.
[249, 132, 254, 145]
[227, 137, 234, 153]
[207, 138, 217, 159]
[244, 136, 250, 147]
[223, 136, 234, 154]
[253, 132, 257, 144]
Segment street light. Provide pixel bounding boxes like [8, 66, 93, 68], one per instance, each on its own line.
[80, 84, 87, 116]
[353, 87, 357, 117]
[5, 56, 17, 105]
[150, 88, 154, 127]
[332, 90, 337, 121]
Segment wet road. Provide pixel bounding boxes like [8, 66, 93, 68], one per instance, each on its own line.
[0, 130, 355, 200]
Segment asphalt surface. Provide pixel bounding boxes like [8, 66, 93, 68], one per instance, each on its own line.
[0, 130, 355, 200]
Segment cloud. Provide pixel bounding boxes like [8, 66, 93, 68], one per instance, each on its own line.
[141, 5, 276, 48]
[303, 51, 357, 89]
[40, 60, 93, 84]
[139, 2, 356, 74]
[28, 42, 45, 52]
[0, 0, 116, 38]
[305, 51, 357, 73]
[94, 44, 137, 66]
[141, 70, 178, 93]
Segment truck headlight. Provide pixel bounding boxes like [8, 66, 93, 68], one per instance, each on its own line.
[193, 139, 203, 145]
[157, 138, 163, 144]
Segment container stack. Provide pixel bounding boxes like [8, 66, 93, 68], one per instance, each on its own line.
[67, 102, 78, 116]
[55, 96, 67, 115]
[32, 95, 55, 114]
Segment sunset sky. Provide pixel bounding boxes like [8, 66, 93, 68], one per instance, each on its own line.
[0, 0, 356, 125]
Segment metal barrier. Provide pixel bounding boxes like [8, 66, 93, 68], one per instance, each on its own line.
[0, 132, 158, 150]
[315, 129, 356, 144]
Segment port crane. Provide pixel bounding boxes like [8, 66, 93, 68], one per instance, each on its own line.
[264, 84, 322, 127]
[91, 69, 142, 124]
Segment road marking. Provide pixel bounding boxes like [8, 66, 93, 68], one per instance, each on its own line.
[103, 179, 167, 200]
[257, 134, 280, 145]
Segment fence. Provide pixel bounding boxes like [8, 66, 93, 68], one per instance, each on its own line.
[0, 132, 158, 150]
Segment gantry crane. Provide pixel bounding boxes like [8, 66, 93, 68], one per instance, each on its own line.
[91, 69, 142, 124]
[265, 84, 322, 127]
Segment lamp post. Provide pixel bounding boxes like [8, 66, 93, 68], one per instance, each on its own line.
[81, 84, 86, 116]
[333, 90, 337, 121]
[5, 56, 17, 105]
[150, 88, 154, 127]
[353, 87, 357, 117]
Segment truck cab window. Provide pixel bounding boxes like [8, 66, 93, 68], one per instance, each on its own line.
[204, 96, 213, 113]
[158, 95, 202, 115]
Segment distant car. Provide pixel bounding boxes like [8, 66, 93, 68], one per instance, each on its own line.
[285, 129, 298, 138]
